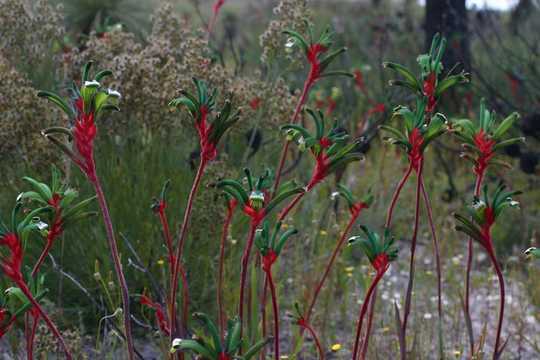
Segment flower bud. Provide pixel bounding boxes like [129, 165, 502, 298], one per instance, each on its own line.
[249, 190, 265, 210]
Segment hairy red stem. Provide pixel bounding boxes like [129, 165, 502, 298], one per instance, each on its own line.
[400, 160, 423, 354]
[266, 269, 280, 360]
[487, 248, 505, 360]
[218, 204, 235, 341]
[352, 270, 385, 360]
[385, 162, 414, 228]
[278, 191, 306, 221]
[170, 159, 207, 338]
[92, 176, 134, 359]
[302, 321, 325, 359]
[18, 281, 72, 359]
[360, 289, 376, 359]
[465, 172, 484, 353]
[272, 77, 313, 195]
[305, 211, 360, 323]
[239, 221, 258, 333]
[420, 177, 444, 357]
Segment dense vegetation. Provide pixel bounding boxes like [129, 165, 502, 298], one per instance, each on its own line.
[0, 0, 539, 359]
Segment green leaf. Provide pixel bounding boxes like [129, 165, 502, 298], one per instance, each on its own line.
[170, 339, 215, 357]
[217, 180, 249, 205]
[82, 61, 93, 82]
[265, 187, 305, 216]
[22, 177, 52, 201]
[492, 112, 519, 140]
[319, 47, 348, 72]
[435, 73, 469, 97]
[194, 312, 222, 353]
[37, 91, 74, 118]
[492, 137, 525, 152]
[243, 338, 272, 360]
[94, 69, 113, 82]
[225, 318, 242, 353]
[383, 62, 421, 92]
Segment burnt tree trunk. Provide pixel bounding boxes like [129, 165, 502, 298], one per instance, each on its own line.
[425, 0, 470, 72]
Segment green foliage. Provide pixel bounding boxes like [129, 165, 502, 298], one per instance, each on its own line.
[348, 226, 398, 266]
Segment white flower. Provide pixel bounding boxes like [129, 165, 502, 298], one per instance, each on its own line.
[170, 338, 183, 353]
[472, 199, 486, 210]
[423, 313, 433, 320]
[84, 80, 100, 88]
[36, 221, 48, 231]
[331, 191, 340, 200]
[285, 37, 295, 48]
[107, 88, 122, 98]
[16, 193, 24, 202]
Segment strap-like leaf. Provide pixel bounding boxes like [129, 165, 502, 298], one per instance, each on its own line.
[383, 62, 421, 92]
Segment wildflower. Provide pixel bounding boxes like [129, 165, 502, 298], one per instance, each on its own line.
[283, 22, 351, 90]
[524, 247, 540, 261]
[385, 33, 468, 115]
[332, 184, 374, 217]
[255, 221, 298, 359]
[169, 313, 270, 359]
[381, 99, 448, 172]
[169, 78, 240, 163]
[331, 343, 342, 351]
[282, 109, 364, 190]
[39, 62, 120, 181]
[348, 226, 398, 359]
[19, 167, 96, 276]
[453, 99, 522, 189]
[218, 169, 304, 226]
[454, 184, 521, 359]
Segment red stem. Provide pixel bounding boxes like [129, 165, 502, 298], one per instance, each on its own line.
[170, 159, 207, 338]
[465, 172, 484, 353]
[239, 220, 258, 333]
[305, 211, 360, 323]
[92, 176, 134, 360]
[401, 160, 423, 347]
[265, 269, 280, 360]
[27, 313, 39, 360]
[360, 289, 377, 359]
[260, 276, 269, 360]
[278, 191, 306, 222]
[302, 322, 325, 359]
[272, 77, 313, 195]
[419, 176, 444, 357]
[385, 162, 414, 228]
[18, 281, 72, 359]
[218, 205, 235, 341]
[487, 247, 505, 360]
[32, 208, 63, 277]
[158, 208, 175, 268]
[352, 270, 385, 360]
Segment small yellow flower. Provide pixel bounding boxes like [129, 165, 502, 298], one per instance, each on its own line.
[320, 230, 328, 236]
[331, 343, 342, 352]
[426, 270, 433, 276]
[347, 273, 353, 278]
[453, 350, 461, 356]
[345, 266, 354, 272]
[279, 356, 289, 359]
[382, 327, 390, 333]
[282, 223, 289, 229]
[157, 259, 165, 266]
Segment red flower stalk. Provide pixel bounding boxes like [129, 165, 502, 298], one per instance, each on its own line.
[304, 201, 367, 324]
[168, 80, 239, 340]
[217, 198, 237, 340]
[455, 185, 520, 359]
[141, 295, 170, 336]
[31, 194, 63, 277]
[472, 130, 496, 193]
[208, 0, 226, 36]
[354, 69, 367, 94]
[407, 128, 424, 172]
[0, 233, 72, 359]
[296, 317, 324, 359]
[39, 62, 135, 359]
[348, 227, 397, 360]
[273, 25, 351, 193]
[423, 72, 437, 114]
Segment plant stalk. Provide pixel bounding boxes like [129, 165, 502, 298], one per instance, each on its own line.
[352, 269, 385, 360]
[239, 220, 259, 332]
[18, 281, 72, 359]
[170, 158, 207, 338]
[218, 203, 235, 341]
[419, 177, 444, 358]
[266, 269, 280, 360]
[92, 176, 135, 360]
[272, 76, 313, 195]
[487, 248, 505, 360]
[400, 160, 423, 358]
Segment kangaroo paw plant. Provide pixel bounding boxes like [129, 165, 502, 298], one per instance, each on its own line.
[254, 220, 297, 360]
[170, 313, 270, 359]
[454, 184, 520, 360]
[452, 99, 522, 353]
[348, 226, 398, 360]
